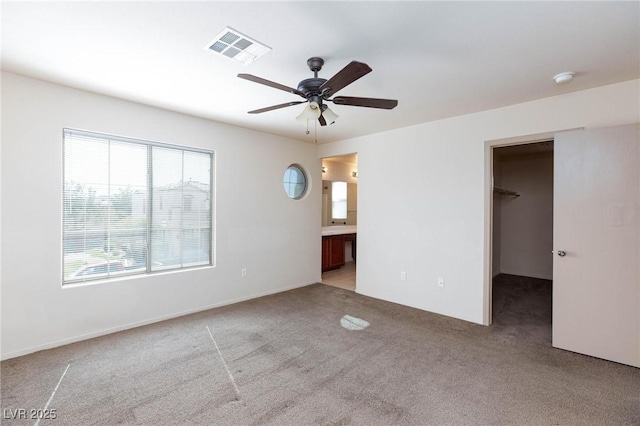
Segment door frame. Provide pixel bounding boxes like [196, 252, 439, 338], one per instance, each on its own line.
[320, 152, 359, 288]
[482, 130, 575, 325]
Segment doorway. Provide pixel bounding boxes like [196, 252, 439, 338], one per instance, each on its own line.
[321, 153, 358, 291]
[490, 140, 554, 344]
[485, 125, 639, 366]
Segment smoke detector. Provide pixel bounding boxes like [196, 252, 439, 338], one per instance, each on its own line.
[205, 27, 271, 65]
[553, 71, 575, 85]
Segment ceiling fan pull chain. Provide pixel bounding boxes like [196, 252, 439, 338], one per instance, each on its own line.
[314, 120, 318, 144]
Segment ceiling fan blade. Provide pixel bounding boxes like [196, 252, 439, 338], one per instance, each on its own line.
[331, 96, 398, 109]
[248, 101, 305, 114]
[319, 61, 372, 97]
[238, 74, 305, 97]
[318, 115, 327, 126]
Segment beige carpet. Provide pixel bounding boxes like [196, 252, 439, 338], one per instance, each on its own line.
[2, 280, 639, 425]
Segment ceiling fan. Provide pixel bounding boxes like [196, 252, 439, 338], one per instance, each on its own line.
[237, 57, 398, 126]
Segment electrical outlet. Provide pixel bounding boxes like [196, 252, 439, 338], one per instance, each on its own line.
[241, 268, 247, 278]
[438, 277, 445, 288]
[400, 271, 407, 281]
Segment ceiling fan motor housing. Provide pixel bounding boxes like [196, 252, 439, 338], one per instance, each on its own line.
[298, 57, 333, 100]
[297, 78, 327, 98]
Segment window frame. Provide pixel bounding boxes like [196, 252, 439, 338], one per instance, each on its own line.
[62, 128, 214, 285]
[282, 164, 308, 200]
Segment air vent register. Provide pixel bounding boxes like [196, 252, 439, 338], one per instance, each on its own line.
[204, 27, 271, 65]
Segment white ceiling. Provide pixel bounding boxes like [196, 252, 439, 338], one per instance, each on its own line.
[2, 1, 638, 143]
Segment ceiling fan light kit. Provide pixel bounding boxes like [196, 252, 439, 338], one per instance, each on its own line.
[238, 57, 398, 130]
[296, 102, 321, 122]
[321, 105, 339, 124]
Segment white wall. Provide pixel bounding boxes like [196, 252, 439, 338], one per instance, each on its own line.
[0, 72, 321, 359]
[497, 152, 554, 280]
[319, 79, 640, 325]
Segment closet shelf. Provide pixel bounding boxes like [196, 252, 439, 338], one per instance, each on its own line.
[493, 187, 520, 197]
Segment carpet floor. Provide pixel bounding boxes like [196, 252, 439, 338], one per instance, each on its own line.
[2, 277, 639, 425]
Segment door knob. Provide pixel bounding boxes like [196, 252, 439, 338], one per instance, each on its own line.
[556, 250, 567, 257]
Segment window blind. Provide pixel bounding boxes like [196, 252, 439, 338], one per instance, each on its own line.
[62, 129, 213, 284]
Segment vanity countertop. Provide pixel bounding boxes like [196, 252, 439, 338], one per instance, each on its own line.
[322, 225, 357, 236]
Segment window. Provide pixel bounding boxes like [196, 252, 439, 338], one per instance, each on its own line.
[63, 129, 213, 284]
[332, 181, 347, 219]
[283, 164, 307, 199]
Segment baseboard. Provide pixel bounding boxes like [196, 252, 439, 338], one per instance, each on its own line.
[1, 281, 315, 361]
[355, 288, 482, 326]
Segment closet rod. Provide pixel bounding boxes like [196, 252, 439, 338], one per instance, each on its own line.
[493, 187, 520, 197]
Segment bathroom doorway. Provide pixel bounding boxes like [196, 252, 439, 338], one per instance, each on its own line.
[321, 153, 358, 291]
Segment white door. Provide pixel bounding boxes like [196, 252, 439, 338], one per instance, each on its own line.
[553, 123, 639, 367]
